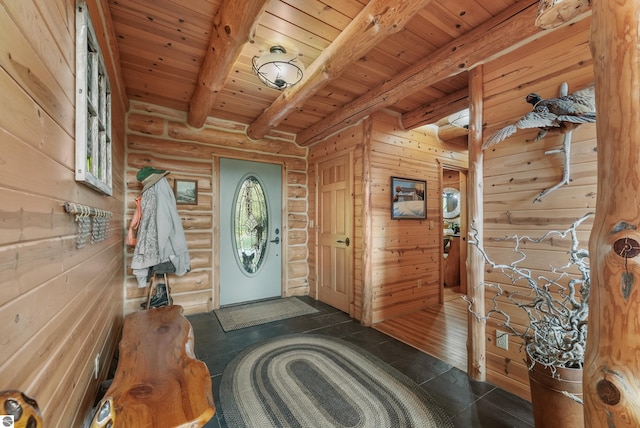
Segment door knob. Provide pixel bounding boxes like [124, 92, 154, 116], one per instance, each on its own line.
[270, 237, 280, 244]
[337, 237, 350, 247]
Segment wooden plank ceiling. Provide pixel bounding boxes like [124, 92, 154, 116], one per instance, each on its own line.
[107, 0, 535, 145]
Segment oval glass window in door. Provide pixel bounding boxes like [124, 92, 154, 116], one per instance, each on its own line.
[233, 175, 269, 274]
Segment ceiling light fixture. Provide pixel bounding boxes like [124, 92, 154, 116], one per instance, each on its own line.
[252, 46, 304, 90]
[448, 108, 470, 129]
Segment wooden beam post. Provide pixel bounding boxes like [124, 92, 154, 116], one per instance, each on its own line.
[245, 0, 433, 141]
[296, 0, 542, 146]
[188, 0, 268, 129]
[401, 88, 469, 130]
[585, 0, 640, 426]
[467, 65, 486, 381]
[361, 117, 373, 326]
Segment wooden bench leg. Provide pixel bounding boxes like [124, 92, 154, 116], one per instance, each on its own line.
[145, 277, 156, 309]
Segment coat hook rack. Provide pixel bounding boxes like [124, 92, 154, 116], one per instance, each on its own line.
[64, 202, 112, 248]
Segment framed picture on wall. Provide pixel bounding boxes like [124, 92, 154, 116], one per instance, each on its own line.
[174, 179, 198, 205]
[391, 176, 426, 219]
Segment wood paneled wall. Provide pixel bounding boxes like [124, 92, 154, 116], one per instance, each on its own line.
[0, 1, 127, 426]
[481, 17, 596, 400]
[308, 114, 468, 324]
[124, 102, 309, 314]
[443, 170, 460, 188]
[368, 113, 467, 323]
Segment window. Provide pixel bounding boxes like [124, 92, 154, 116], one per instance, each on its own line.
[75, 1, 112, 195]
[233, 176, 269, 274]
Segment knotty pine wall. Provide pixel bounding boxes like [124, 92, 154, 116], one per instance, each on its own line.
[308, 113, 468, 324]
[481, 16, 596, 400]
[0, 1, 126, 426]
[368, 112, 468, 323]
[124, 102, 309, 314]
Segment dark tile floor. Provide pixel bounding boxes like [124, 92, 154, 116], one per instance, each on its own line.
[188, 296, 534, 428]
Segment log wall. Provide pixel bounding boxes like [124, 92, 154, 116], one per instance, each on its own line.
[481, 17, 597, 399]
[0, 1, 127, 426]
[124, 102, 309, 314]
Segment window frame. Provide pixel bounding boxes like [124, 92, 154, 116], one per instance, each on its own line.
[75, 1, 113, 195]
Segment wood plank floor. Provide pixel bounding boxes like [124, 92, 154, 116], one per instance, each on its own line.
[374, 286, 468, 371]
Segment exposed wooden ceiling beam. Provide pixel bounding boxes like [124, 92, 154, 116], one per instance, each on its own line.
[295, 0, 546, 146]
[188, 0, 268, 128]
[245, 0, 434, 141]
[401, 88, 469, 130]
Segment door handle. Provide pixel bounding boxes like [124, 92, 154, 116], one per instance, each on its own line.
[337, 237, 350, 247]
[270, 237, 280, 244]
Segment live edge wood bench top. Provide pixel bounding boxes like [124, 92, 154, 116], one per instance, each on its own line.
[91, 305, 215, 427]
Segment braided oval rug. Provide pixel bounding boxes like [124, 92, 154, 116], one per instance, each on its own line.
[220, 334, 453, 428]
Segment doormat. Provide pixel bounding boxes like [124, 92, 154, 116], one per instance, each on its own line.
[214, 297, 319, 332]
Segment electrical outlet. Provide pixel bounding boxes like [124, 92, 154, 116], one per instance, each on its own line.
[94, 353, 100, 379]
[496, 330, 508, 350]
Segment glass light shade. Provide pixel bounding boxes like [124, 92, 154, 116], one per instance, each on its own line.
[448, 108, 470, 129]
[252, 46, 304, 90]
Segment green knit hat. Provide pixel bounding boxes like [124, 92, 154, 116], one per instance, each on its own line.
[137, 166, 169, 192]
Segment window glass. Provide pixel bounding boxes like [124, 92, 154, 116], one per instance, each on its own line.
[233, 176, 269, 274]
[75, 1, 112, 195]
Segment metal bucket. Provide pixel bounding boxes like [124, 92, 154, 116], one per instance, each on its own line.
[529, 362, 584, 427]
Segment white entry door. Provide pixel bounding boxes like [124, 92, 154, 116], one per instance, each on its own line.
[219, 158, 282, 306]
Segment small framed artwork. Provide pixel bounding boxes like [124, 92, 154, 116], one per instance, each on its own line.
[391, 176, 426, 219]
[174, 179, 198, 205]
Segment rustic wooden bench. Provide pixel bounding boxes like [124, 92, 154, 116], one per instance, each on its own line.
[90, 305, 215, 427]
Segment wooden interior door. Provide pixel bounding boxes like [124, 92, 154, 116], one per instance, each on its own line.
[317, 154, 352, 312]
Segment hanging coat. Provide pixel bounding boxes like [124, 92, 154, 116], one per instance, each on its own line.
[131, 178, 191, 287]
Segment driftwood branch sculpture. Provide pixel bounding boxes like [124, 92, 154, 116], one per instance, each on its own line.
[464, 213, 593, 383]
